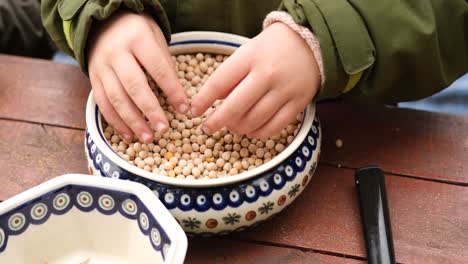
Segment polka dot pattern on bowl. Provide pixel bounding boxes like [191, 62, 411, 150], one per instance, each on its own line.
[0, 185, 171, 259]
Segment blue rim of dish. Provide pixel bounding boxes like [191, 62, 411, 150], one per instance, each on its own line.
[169, 40, 241, 47]
[0, 185, 171, 259]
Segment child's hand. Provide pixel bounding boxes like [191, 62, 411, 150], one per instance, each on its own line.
[191, 23, 321, 139]
[88, 12, 189, 143]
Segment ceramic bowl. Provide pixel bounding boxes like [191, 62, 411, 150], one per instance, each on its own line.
[85, 31, 322, 235]
[0, 174, 187, 264]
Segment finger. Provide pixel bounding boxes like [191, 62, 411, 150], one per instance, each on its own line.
[111, 54, 169, 135]
[191, 46, 251, 117]
[202, 73, 267, 135]
[132, 36, 189, 114]
[233, 89, 286, 135]
[100, 66, 154, 143]
[144, 18, 174, 67]
[90, 72, 133, 142]
[250, 101, 299, 140]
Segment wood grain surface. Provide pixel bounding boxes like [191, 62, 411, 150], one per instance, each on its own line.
[236, 166, 468, 263]
[0, 55, 90, 129]
[1, 55, 467, 263]
[318, 102, 468, 184]
[0, 119, 87, 200]
[187, 238, 364, 264]
[1, 117, 466, 263]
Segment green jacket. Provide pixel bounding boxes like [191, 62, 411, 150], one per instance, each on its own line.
[0, 0, 55, 58]
[41, 0, 468, 104]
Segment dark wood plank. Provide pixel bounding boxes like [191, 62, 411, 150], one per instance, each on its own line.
[0, 119, 87, 200]
[2, 120, 466, 263]
[0, 55, 90, 128]
[235, 166, 468, 263]
[318, 102, 468, 184]
[187, 238, 363, 264]
[387, 174, 468, 263]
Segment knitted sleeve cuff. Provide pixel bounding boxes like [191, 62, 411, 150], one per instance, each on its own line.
[263, 11, 325, 86]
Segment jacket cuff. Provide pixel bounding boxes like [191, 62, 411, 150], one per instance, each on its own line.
[56, 0, 171, 73]
[263, 11, 325, 88]
[281, 0, 376, 100]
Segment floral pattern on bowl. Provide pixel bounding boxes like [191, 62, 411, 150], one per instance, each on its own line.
[86, 113, 321, 235]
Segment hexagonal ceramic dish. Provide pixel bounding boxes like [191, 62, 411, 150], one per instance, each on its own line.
[0, 174, 187, 263]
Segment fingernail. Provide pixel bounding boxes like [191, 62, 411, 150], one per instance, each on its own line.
[190, 106, 199, 117]
[202, 124, 212, 135]
[141, 132, 152, 143]
[154, 122, 167, 133]
[178, 103, 189, 113]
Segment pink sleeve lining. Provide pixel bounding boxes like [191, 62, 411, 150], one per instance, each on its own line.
[263, 11, 325, 86]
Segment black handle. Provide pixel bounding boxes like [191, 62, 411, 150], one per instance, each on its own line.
[355, 166, 396, 264]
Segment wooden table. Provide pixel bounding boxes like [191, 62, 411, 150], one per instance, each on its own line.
[1, 55, 467, 263]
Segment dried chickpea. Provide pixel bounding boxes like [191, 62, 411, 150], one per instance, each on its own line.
[182, 166, 191, 176]
[228, 157, 236, 165]
[133, 142, 142, 152]
[255, 148, 265, 158]
[248, 144, 257, 154]
[144, 157, 155, 166]
[126, 148, 136, 157]
[216, 158, 225, 168]
[137, 160, 145, 169]
[138, 151, 148, 159]
[182, 143, 192, 153]
[223, 163, 232, 172]
[275, 143, 285, 152]
[240, 148, 249, 158]
[241, 160, 249, 170]
[192, 168, 201, 177]
[111, 135, 120, 144]
[224, 144, 232, 151]
[265, 140, 275, 150]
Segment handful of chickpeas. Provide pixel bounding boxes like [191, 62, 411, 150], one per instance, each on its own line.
[103, 53, 302, 180]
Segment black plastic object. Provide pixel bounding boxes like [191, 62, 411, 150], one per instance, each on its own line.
[355, 166, 396, 264]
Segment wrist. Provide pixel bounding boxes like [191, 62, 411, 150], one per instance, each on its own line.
[263, 11, 324, 87]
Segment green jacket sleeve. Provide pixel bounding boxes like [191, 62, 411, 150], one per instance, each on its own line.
[0, 0, 56, 58]
[281, 0, 468, 104]
[41, 0, 172, 72]
[41, 0, 467, 104]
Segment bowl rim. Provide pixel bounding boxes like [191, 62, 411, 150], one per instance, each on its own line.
[0, 174, 188, 264]
[85, 31, 316, 188]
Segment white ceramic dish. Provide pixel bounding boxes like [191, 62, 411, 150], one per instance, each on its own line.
[0, 174, 187, 263]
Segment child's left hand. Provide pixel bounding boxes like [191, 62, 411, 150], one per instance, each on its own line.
[191, 22, 321, 139]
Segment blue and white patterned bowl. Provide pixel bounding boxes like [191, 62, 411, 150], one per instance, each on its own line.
[0, 175, 187, 263]
[85, 31, 322, 235]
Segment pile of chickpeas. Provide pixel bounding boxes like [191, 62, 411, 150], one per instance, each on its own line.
[103, 53, 302, 180]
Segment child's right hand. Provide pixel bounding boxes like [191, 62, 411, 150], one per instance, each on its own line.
[88, 11, 189, 143]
